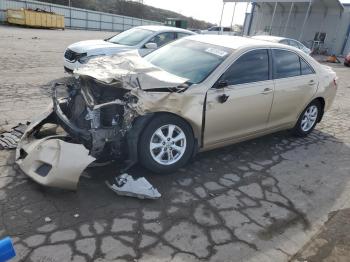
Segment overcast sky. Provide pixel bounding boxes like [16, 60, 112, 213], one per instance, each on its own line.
[144, 0, 350, 26]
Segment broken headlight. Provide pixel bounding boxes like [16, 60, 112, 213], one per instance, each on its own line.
[79, 55, 102, 64]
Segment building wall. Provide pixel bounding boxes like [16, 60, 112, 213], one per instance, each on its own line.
[248, 2, 350, 55]
[0, 0, 161, 31]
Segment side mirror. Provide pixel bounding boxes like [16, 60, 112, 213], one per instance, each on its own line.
[214, 80, 228, 89]
[145, 42, 158, 49]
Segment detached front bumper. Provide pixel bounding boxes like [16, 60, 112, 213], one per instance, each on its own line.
[15, 105, 96, 190]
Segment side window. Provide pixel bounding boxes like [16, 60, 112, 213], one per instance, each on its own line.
[177, 33, 191, 39]
[148, 32, 175, 47]
[300, 58, 315, 75]
[223, 27, 231, 32]
[221, 49, 269, 85]
[272, 49, 301, 79]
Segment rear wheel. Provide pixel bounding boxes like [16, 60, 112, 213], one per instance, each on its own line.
[293, 100, 321, 137]
[138, 114, 194, 173]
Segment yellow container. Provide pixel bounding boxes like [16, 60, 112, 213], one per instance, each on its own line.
[7, 9, 64, 29]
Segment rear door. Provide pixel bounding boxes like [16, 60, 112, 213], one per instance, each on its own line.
[268, 49, 318, 128]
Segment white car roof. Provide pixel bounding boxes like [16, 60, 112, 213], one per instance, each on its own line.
[185, 35, 288, 50]
[135, 25, 195, 35]
[251, 35, 285, 43]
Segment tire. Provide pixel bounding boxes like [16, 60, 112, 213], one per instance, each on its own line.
[292, 100, 321, 137]
[138, 114, 194, 173]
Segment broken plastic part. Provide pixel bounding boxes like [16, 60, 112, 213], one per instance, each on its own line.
[16, 137, 95, 190]
[106, 174, 161, 200]
[15, 106, 96, 190]
[0, 123, 28, 150]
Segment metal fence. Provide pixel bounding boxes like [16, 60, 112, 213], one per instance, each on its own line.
[0, 0, 162, 31]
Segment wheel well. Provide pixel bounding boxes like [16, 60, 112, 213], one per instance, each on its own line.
[141, 111, 199, 160]
[126, 112, 198, 169]
[149, 112, 200, 156]
[149, 112, 197, 138]
[313, 97, 325, 122]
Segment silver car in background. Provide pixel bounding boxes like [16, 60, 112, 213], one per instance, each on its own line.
[64, 25, 195, 72]
[252, 35, 312, 55]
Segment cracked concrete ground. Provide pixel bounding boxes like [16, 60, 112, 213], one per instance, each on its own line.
[1, 25, 350, 262]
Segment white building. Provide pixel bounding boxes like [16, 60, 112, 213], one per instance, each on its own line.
[226, 0, 350, 55]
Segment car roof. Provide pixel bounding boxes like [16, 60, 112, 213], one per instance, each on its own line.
[185, 35, 290, 50]
[135, 25, 195, 34]
[251, 35, 286, 42]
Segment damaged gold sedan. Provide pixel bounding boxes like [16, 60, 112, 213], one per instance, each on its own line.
[16, 35, 338, 190]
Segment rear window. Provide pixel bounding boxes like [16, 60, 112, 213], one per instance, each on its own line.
[272, 49, 315, 79]
[272, 49, 301, 79]
[300, 59, 315, 75]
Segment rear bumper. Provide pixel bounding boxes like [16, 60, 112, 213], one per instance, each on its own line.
[15, 106, 95, 190]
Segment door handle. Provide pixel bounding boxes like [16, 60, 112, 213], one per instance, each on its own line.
[261, 88, 273, 95]
[308, 80, 316, 86]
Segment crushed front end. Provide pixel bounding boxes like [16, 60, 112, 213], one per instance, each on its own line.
[16, 78, 140, 190]
[16, 51, 189, 190]
[53, 77, 140, 160]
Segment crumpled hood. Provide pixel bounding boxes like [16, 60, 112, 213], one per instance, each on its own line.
[68, 39, 130, 54]
[74, 50, 189, 90]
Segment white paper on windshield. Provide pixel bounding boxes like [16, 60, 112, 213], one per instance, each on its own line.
[205, 48, 228, 57]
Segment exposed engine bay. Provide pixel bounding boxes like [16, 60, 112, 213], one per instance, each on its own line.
[56, 77, 137, 160]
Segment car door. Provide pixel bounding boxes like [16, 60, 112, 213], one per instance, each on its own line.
[268, 49, 318, 128]
[139, 32, 176, 56]
[204, 49, 274, 147]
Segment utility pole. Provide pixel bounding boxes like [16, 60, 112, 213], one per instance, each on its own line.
[69, 0, 72, 29]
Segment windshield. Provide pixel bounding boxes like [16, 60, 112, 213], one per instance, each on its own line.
[108, 28, 154, 46]
[145, 39, 232, 84]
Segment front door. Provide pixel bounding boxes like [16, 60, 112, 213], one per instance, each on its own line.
[204, 49, 274, 147]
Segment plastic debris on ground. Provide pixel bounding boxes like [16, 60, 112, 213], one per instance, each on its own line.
[106, 173, 161, 200]
[0, 123, 28, 150]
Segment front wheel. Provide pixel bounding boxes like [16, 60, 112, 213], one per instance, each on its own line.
[138, 114, 194, 173]
[292, 101, 321, 137]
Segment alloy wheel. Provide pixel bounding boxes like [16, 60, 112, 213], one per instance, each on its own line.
[149, 124, 187, 166]
[301, 105, 318, 132]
